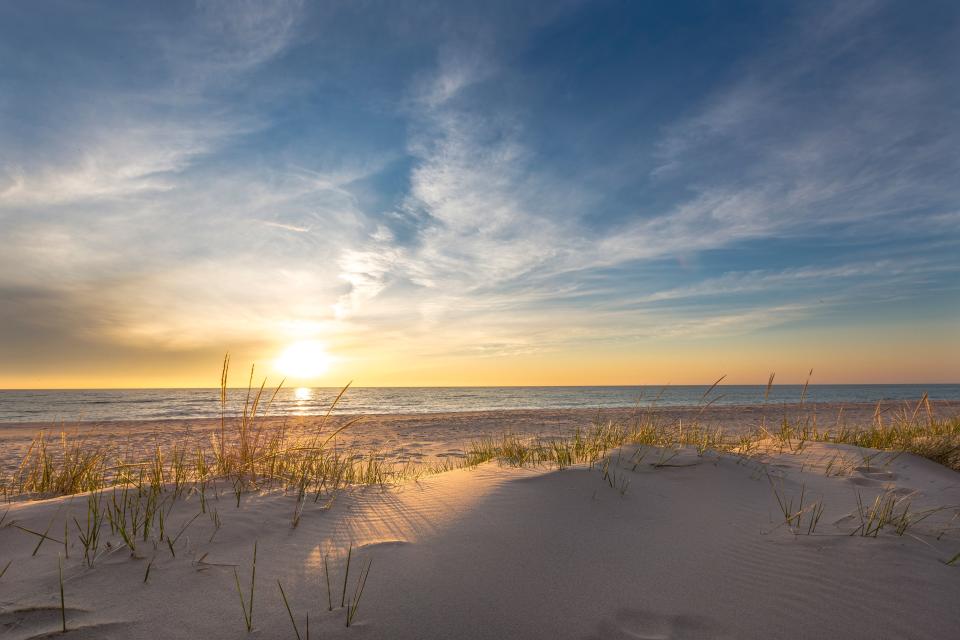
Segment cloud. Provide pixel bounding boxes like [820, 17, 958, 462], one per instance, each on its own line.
[647, 0, 960, 244]
[262, 221, 311, 233]
[0, 0, 303, 209]
[319, 1, 960, 361]
[166, 0, 305, 85]
[1, 0, 958, 381]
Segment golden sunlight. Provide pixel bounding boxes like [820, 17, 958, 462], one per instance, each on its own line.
[275, 341, 332, 379]
[293, 386, 313, 401]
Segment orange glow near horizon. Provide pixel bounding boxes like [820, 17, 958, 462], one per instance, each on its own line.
[1, 322, 957, 389]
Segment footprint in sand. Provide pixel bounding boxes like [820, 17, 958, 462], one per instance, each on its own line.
[853, 466, 898, 481]
[0, 606, 127, 639]
[586, 607, 726, 640]
[0, 607, 83, 634]
[848, 476, 885, 487]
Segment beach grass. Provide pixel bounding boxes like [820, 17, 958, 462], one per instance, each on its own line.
[0, 359, 395, 503]
[0, 362, 956, 523]
[2, 375, 958, 508]
[346, 556, 373, 627]
[0, 363, 956, 639]
[277, 579, 304, 640]
[234, 540, 257, 632]
[466, 401, 959, 474]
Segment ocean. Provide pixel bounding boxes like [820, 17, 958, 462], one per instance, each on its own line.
[0, 384, 957, 423]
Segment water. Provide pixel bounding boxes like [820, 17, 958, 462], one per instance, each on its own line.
[0, 385, 957, 423]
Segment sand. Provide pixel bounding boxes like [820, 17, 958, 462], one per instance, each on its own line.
[3, 400, 957, 476]
[1, 404, 959, 638]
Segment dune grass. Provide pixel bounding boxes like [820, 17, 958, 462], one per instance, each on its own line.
[466, 416, 726, 471]
[0, 359, 395, 504]
[548, 401, 954, 472]
[751, 396, 960, 471]
[345, 556, 373, 627]
[0, 365, 956, 560]
[0, 363, 956, 637]
[58, 553, 67, 633]
[3, 365, 957, 506]
[277, 579, 305, 640]
[234, 541, 257, 632]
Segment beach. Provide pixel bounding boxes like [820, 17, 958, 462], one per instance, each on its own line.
[4, 0, 959, 637]
[1, 401, 959, 638]
[4, 400, 958, 477]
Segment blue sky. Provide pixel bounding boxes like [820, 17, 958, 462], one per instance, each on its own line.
[0, 0, 958, 386]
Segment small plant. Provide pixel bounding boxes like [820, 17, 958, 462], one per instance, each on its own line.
[324, 554, 333, 611]
[806, 500, 825, 534]
[340, 544, 352, 608]
[144, 556, 154, 583]
[652, 448, 679, 468]
[277, 580, 306, 640]
[74, 492, 103, 567]
[58, 554, 67, 633]
[292, 485, 306, 528]
[10, 521, 64, 556]
[599, 458, 631, 496]
[209, 508, 222, 543]
[234, 541, 257, 632]
[34, 511, 60, 556]
[629, 447, 649, 471]
[169, 512, 201, 551]
[847, 489, 946, 538]
[346, 557, 373, 627]
[766, 475, 824, 534]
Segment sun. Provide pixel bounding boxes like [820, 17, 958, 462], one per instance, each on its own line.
[275, 341, 332, 379]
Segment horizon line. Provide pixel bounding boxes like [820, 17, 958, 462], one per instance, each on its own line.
[2, 382, 959, 392]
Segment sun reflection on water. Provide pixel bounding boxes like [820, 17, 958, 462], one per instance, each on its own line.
[294, 387, 313, 402]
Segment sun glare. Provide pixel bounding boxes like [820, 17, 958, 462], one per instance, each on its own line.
[275, 341, 332, 379]
[293, 386, 312, 401]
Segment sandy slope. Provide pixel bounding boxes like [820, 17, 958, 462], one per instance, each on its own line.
[1, 439, 958, 639]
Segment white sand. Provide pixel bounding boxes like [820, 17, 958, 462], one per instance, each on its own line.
[1, 438, 959, 639]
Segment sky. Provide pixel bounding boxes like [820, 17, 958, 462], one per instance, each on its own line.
[0, 0, 958, 388]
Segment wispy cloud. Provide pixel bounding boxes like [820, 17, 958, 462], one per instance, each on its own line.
[0, 1, 303, 209]
[1, 0, 957, 383]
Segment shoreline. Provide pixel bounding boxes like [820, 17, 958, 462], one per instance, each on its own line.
[3, 398, 958, 428]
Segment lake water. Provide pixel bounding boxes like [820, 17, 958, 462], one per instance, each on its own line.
[0, 384, 957, 423]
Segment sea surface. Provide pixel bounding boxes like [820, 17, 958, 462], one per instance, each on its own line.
[0, 384, 958, 423]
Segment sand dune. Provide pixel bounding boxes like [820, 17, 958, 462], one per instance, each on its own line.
[1, 438, 958, 639]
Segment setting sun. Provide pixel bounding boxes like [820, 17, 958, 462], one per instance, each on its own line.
[274, 341, 332, 380]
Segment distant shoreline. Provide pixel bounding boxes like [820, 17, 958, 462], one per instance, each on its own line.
[1, 398, 958, 429]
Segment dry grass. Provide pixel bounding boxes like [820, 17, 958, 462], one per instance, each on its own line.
[0, 364, 956, 636]
[0, 358, 396, 503]
[466, 414, 726, 470]
[1, 367, 957, 507]
[464, 394, 959, 480]
[751, 395, 960, 471]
